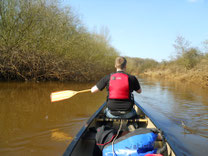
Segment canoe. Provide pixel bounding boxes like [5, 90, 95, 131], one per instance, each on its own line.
[63, 101, 176, 156]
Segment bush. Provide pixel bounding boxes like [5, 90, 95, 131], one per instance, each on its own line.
[126, 57, 159, 74]
[175, 48, 201, 69]
[0, 0, 118, 81]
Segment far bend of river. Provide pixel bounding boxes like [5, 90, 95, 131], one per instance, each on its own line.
[0, 79, 208, 156]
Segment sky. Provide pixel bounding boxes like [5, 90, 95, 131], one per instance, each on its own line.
[61, 0, 208, 61]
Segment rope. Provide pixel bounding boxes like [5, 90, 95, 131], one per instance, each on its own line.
[112, 119, 123, 156]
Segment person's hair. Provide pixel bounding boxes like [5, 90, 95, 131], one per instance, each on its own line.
[115, 57, 127, 69]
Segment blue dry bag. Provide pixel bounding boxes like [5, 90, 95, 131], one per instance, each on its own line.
[103, 128, 159, 156]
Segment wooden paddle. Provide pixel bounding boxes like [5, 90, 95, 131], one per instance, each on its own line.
[50, 89, 91, 102]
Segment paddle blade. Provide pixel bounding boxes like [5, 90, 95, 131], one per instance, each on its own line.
[50, 90, 77, 102]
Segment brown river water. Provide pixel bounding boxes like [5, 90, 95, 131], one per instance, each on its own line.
[0, 79, 207, 156]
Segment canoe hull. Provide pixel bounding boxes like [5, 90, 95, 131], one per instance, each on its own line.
[63, 102, 176, 156]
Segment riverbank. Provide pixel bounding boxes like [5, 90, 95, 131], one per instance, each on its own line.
[140, 66, 208, 89]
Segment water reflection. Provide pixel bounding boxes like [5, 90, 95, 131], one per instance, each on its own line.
[0, 82, 106, 156]
[135, 78, 208, 155]
[50, 129, 72, 142]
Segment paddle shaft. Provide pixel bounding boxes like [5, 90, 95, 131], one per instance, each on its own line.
[77, 89, 91, 93]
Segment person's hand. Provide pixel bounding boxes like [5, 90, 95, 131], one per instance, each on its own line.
[91, 85, 99, 93]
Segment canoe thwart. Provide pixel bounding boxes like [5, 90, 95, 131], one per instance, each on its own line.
[95, 118, 148, 123]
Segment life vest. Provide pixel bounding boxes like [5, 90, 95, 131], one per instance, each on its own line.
[109, 73, 129, 100]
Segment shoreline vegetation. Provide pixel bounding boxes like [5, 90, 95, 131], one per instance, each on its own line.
[140, 68, 208, 89]
[1, 0, 208, 89]
[127, 36, 208, 89]
[0, 0, 118, 82]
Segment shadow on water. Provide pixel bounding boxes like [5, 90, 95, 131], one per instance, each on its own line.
[135, 78, 208, 156]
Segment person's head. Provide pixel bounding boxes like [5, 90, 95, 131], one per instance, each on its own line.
[115, 56, 127, 70]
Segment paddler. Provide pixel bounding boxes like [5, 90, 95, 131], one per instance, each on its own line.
[91, 56, 142, 118]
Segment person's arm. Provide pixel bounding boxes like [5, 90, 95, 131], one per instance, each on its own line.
[132, 76, 142, 94]
[91, 85, 99, 93]
[91, 75, 110, 93]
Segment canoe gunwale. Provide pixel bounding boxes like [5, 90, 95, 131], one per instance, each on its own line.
[134, 101, 177, 156]
[63, 102, 106, 156]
